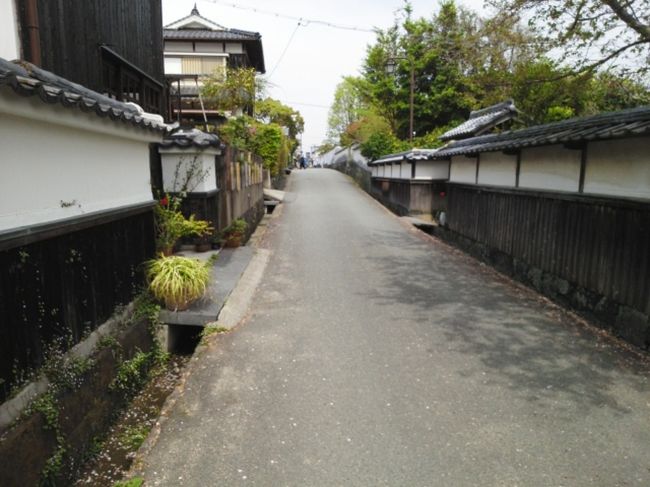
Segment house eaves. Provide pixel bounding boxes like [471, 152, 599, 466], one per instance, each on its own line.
[160, 128, 223, 149]
[0, 58, 168, 133]
[163, 29, 261, 42]
[433, 105, 650, 159]
[439, 100, 518, 142]
[369, 148, 439, 166]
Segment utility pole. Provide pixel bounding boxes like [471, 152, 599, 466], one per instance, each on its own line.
[409, 63, 414, 143]
[386, 56, 416, 143]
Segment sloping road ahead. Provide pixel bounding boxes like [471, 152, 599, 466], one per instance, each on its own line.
[140, 169, 649, 486]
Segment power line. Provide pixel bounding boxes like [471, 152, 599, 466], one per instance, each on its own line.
[267, 21, 303, 80]
[283, 101, 331, 109]
[202, 0, 375, 33]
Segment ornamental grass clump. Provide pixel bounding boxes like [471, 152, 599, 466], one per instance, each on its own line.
[146, 256, 211, 311]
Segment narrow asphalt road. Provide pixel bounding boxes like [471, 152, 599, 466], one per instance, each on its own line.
[140, 169, 650, 486]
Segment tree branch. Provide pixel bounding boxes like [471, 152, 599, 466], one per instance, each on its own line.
[601, 0, 650, 41]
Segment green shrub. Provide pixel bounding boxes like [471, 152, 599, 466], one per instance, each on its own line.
[154, 197, 213, 254]
[224, 218, 248, 236]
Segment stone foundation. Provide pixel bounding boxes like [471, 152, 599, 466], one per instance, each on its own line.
[430, 225, 650, 350]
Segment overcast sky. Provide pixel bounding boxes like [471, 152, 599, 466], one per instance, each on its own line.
[162, 0, 489, 151]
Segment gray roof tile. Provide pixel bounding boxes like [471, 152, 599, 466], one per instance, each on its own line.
[0, 58, 168, 132]
[370, 148, 439, 165]
[433, 105, 650, 159]
[160, 128, 222, 149]
[439, 100, 517, 141]
[164, 29, 260, 41]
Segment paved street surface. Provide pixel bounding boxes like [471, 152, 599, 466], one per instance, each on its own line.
[139, 169, 650, 486]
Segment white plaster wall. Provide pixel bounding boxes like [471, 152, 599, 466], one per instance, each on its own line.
[584, 137, 650, 199]
[349, 145, 369, 169]
[164, 57, 182, 74]
[519, 145, 581, 192]
[225, 43, 244, 54]
[0, 0, 20, 60]
[160, 151, 218, 193]
[195, 42, 224, 53]
[0, 111, 155, 231]
[415, 160, 450, 180]
[164, 41, 193, 52]
[401, 162, 412, 179]
[449, 156, 477, 184]
[478, 152, 517, 187]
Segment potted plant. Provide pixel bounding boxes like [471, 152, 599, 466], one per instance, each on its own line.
[154, 196, 213, 255]
[221, 218, 248, 248]
[146, 255, 211, 311]
[195, 234, 212, 253]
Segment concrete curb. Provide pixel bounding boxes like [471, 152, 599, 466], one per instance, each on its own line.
[131, 200, 280, 476]
[214, 248, 271, 329]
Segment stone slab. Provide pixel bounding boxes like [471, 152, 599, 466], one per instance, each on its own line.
[263, 188, 286, 202]
[158, 247, 255, 327]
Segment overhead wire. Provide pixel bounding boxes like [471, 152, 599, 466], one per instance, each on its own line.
[282, 101, 331, 109]
[267, 21, 303, 80]
[202, 0, 375, 33]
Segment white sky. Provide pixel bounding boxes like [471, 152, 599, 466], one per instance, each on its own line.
[162, 0, 489, 151]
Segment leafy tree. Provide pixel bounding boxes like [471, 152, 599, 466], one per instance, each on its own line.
[327, 77, 367, 144]
[217, 116, 287, 176]
[360, 131, 407, 161]
[255, 97, 304, 139]
[360, 1, 482, 139]
[255, 97, 304, 157]
[583, 71, 650, 112]
[360, 23, 402, 133]
[325, 0, 650, 154]
[202, 67, 265, 113]
[509, 59, 650, 124]
[248, 123, 284, 174]
[487, 0, 650, 77]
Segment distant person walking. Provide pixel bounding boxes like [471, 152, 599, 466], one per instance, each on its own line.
[299, 155, 307, 169]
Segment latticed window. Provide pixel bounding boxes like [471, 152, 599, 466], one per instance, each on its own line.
[180, 57, 225, 76]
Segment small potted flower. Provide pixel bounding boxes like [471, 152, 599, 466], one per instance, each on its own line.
[221, 218, 248, 248]
[154, 195, 213, 255]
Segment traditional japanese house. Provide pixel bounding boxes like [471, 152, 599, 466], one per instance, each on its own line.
[163, 4, 266, 125]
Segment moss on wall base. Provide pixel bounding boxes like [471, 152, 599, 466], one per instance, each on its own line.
[0, 312, 158, 486]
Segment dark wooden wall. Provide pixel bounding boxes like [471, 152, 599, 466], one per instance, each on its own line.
[370, 178, 440, 217]
[446, 183, 650, 320]
[0, 211, 155, 402]
[371, 178, 411, 216]
[18, 0, 164, 96]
